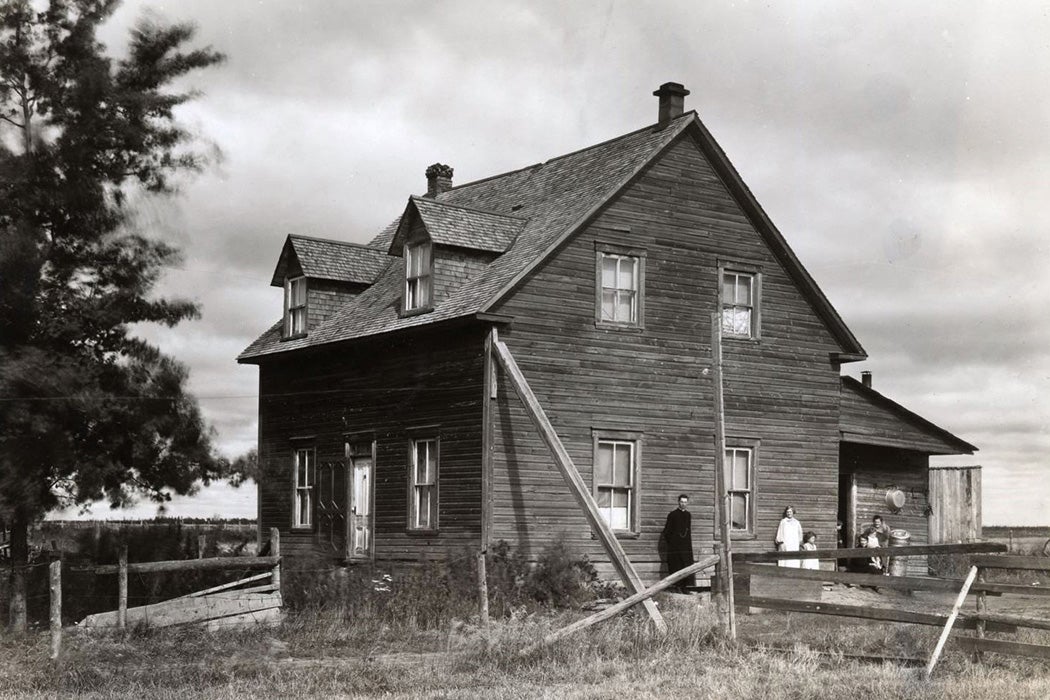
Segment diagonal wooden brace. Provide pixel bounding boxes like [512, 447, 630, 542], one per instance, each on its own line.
[492, 340, 665, 631]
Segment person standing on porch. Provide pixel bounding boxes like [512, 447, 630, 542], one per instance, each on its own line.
[774, 506, 804, 568]
[662, 494, 694, 591]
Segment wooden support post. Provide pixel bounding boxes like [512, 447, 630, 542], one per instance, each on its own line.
[49, 560, 61, 661]
[198, 534, 207, 559]
[118, 545, 128, 631]
[492, 340, 665, 631]
[925, 565, 979, 679]
[476, 550, 489, 627]
[270, 528, 281, 596]
[711, 312, 736, 641]
[975, 566, 987, 662]
[523, 555, 720, 655]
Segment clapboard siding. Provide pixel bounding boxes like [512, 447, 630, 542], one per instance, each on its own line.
[841, 444, 929, 576]
[488, 136, 844, 583]
[257, 324, 486, 564]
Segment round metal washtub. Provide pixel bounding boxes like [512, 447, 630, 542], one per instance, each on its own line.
[888, 529, 911, 576]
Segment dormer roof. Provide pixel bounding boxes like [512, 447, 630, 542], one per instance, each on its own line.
[270, 235, 391, 287]
[388, 197, 527, 255]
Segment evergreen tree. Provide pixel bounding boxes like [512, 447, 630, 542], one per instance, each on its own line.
[0, 0, 224, 630]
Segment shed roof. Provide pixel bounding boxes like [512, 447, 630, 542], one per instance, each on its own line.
[840, 376, 977, 455]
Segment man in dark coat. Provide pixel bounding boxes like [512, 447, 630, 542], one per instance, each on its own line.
[662, 494, 694, 591]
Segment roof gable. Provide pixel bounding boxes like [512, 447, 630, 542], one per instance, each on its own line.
[840, 376, 976, 455]
[269, 235, 391, 287]
[388, 197, 526, 255]
[241, 111, 865, 362]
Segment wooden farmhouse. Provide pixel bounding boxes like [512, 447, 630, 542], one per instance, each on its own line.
[238, 83, 978, 583]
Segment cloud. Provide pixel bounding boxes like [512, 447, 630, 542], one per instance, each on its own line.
[79, 0, 1050, 525]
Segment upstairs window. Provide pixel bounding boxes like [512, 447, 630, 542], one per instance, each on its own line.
[408, 437, 438, 530]
[404, 241, 433, 312]
[720, 266, 760, 338]
[596, 244, 645, 328]
[284, 276, 307, 337]
[292, 447, 315, 529]
[593, 431, 641, 533]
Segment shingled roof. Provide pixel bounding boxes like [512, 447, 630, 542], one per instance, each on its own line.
[240, 111, 866, 362]
[269, 235, 391, 287]
[389, 197, 527, 254]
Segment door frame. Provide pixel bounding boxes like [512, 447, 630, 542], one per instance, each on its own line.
[345, 436, 376, 561]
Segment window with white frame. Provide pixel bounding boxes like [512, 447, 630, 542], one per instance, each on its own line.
[409, 437, 438, 530]
[721, 268, 758, 338]
[594, 435, 638, 532]
[726, 445, 756, 534]
[284, 276, 307, 337]
[292, 447, 315, 528]
[598, 250, 642, 326]
[404, 241, 433, 312]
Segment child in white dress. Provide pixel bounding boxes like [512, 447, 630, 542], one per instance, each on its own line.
[801, 531, 820, 570]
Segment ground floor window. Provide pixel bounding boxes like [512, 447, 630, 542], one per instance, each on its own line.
[292, 447, 315, 528]
[593, 430, 641, 533]
[409, 437, 438, 530]
[726, 440, 758, 535]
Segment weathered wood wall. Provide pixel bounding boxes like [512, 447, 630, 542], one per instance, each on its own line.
[488, 134, 844, 583]
[840, 443, 929, 576]
[257, 324, 487, 563]
[929, 466, 982, 543]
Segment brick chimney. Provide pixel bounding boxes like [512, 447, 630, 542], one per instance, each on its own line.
[425, 163, 454, 198]
[653, 82, 690, 122]
[861, 371, 872, 388]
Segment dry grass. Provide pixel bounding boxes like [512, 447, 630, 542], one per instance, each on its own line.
[2, 598, 1049, 699]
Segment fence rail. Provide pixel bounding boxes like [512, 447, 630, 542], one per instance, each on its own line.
[733, 543, 1050, 674]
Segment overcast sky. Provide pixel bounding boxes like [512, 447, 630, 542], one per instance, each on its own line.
[61, 1, 1048, 525]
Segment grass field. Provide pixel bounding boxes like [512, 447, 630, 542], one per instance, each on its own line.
[2, 595, 1049, 699]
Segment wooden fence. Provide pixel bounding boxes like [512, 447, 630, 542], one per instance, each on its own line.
[731, 541, 1050, 671]
[49, 528, 283, 659]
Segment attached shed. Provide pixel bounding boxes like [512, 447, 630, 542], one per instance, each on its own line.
[838, 374, 977, 574]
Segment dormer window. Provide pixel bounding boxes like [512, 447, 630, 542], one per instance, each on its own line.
[404, 241, 433, 313]
[284, 276, 307, 337]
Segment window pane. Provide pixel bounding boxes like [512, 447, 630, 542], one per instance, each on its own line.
[415, 442, 429, 484]
[601, 290, 616, 321]
[735, 275, 752, 305]
[730, 493, 748, 530]
[730, 449, 749, 489]
[724, 307, 751, 335]
[416, 487, 430, 528]
[601, 256, 617, 287]
[419, 275, 431, 306]
[617, 258, 636, 290]
[614, 444, 632, 485]
[616, 291, 635, 323]
[722, 276, 735, 303]
[596, 488, 611, 508]
[595, 444, 613, 484]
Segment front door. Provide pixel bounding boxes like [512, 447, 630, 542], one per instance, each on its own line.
[347, 441, 374, 559]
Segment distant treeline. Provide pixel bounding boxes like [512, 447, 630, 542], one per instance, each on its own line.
[45, 517, 257, 526]
[985, 526, 1050, 537]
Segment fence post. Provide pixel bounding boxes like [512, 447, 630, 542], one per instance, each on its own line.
[49, 560, 61, 661]
[198, 534, 207, 559]
[975, 566, 987, 662]
[476, 550, 489, 627]
[270, 528, 281, 595]
[118, 545, 128, 631]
